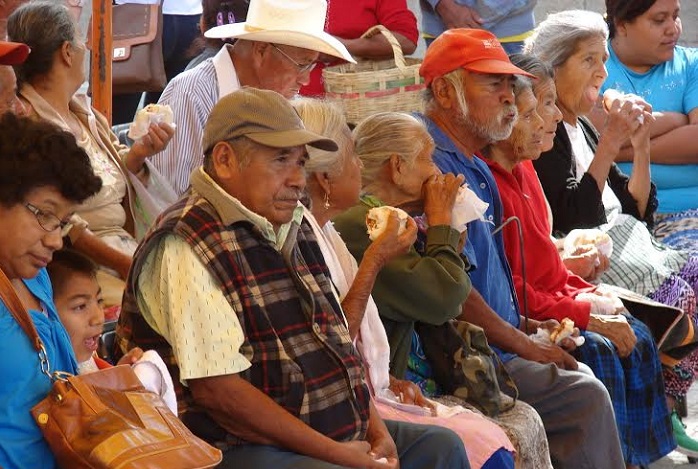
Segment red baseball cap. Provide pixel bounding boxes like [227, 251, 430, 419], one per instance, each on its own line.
[0, 41, 30, 66]
[420, 29, 534, 86]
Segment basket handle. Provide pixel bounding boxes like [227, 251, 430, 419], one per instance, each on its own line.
[360, 25, 407, 70]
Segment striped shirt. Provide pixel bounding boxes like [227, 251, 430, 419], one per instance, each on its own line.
[151, 45, 240, 195]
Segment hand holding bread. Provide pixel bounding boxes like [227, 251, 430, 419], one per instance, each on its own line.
[365, 208, 417, 268]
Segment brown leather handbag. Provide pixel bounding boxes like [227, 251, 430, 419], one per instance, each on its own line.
[111, 1, 167, 94]
[0, 269, 222, 469]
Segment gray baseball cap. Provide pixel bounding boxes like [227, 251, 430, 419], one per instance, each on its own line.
[202, 87, 338, 154]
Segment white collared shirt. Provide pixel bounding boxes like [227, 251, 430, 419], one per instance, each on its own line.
[150, 45, 240, 195]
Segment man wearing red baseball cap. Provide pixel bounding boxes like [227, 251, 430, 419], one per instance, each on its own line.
[418, 28, 626, 469]
[0, 40, 29, 115]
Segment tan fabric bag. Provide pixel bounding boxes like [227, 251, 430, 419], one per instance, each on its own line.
[0, 269, 222, 469]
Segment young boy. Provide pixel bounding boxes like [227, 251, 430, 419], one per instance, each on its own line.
[46, 250, 176, 413]
[46, 249, 113, 373]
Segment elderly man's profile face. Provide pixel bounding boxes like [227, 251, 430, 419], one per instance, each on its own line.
[258, 44, 319, 98]
[455, 71, 518, 142]
[222, 142, 308, 229]
[0, 66, 26, 116]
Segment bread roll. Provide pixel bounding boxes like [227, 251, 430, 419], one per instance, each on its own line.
[549, 318, 575, 344]
[366, 206, 409, 241]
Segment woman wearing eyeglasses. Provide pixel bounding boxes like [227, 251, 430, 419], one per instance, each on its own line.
[299, 0, 419, 97]
[0, 113, 102, 469]
[7, 1, 175, 309]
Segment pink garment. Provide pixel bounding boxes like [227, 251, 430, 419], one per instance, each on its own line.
[303, 208, 514, 468]
[375, 401, 513, 469]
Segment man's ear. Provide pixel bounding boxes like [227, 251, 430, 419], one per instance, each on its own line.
[431, 76, 457, 110]
[210, 141, 239, 179]
[251, 41, 272, 65]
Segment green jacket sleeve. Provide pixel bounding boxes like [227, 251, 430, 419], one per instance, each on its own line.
[332, 204, 471, 325]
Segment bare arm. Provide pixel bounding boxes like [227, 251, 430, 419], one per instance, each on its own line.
[461, 289, 578, 370]
[434, 0, 483, 29]
[590, 100, 687, 147]
[339, 31, 416, 59]
[71, 230, 132, 279]
[616, 109, 698, 163]
[587, 99, 643, 191]
[626, 113, 653, 217]
[342, 214, 417, 338]
[189, 374, 385, 468]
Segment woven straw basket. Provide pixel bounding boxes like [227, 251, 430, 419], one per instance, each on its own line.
[322, 25, 425, 125]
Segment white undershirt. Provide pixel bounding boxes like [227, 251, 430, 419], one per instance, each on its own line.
[565, 121, 627, 228]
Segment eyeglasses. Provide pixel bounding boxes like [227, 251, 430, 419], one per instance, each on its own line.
[271, 44, 317, 74]
[25, 203, 71, 233]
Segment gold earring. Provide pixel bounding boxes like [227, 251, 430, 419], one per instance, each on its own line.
[323, 191, 331, 210]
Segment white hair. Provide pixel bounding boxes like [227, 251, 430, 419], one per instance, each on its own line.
[353, 112, 432, 189]
[524, 10, 608, 68]
[291, 98, 351, 176]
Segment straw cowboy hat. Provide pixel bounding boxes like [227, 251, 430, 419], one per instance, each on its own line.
[204, 0, 355, 63]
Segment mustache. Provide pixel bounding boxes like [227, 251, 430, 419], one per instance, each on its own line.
[500, 105, 518, 119]
[278, 190, 304, 201]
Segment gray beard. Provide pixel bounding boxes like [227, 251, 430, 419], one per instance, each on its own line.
[457, 104, 517, 143]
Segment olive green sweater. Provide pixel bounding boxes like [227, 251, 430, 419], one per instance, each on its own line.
[333, 197, 472, 377]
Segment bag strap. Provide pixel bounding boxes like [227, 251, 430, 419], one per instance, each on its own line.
[0, 269, 54, 379]
[0, 268, 45, 353]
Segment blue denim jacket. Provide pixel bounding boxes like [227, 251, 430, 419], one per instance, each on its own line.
[421, 114, 521, 363]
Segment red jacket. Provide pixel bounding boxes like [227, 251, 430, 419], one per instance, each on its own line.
[488, 159, 595, 329]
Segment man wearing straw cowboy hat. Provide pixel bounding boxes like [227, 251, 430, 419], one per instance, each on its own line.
[150, 0, 355, 197]
[0, 40, 30, 116]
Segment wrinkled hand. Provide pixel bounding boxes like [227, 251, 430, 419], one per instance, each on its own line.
[117, 347, 144, 366]
[524, 325, 579, 370]
[388, 377, 435, 410]
[602, 96, 648, 152]
[365, 212, 418, 269]
[423, 173, 464, 227]
[629, 108, 655, 151]
[588, 314, 636, 357]
[128, 122, 175, 169]
[562, 244, 609, 281]
[368, 431, 399, 469]
[334, 440, 398, 469]
[435, 0, 483, 29]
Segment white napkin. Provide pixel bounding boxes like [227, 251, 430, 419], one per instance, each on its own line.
[132, 350, 178, 415]
[451, 184, 489, 232]
[128, 104, 176, 140]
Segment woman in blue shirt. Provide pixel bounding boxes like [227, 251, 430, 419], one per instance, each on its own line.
[0, 113, 101, 469]
[599, 0, 698, 251]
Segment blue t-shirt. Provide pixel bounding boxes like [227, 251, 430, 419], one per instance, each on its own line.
[602, 45, 698, 213]
[0, 269, 77, 469]
[422, 115, 520, 362]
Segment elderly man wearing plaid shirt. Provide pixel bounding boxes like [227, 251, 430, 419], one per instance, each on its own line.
[117, 87, 470, 469]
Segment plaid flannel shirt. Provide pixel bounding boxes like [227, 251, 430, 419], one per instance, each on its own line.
[118, 169, 370, 444]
